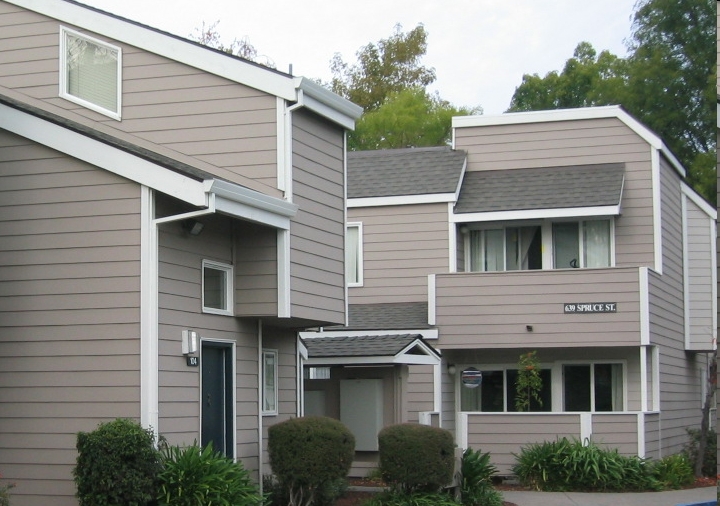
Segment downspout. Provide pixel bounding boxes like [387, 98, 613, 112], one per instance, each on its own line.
[257, 319, 264, 493]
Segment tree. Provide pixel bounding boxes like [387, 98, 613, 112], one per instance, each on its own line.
[349, 87, 480, 150]
[330, 24, 437, 111]
[515, 351, 543, 412]
[507, 0, 716, 204]
[694, 349, 717, 477]
[189, 21, 275, 68]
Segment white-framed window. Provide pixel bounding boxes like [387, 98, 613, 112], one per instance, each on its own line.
[465, 219, 613, 272]
[262, 349, 278, 415]
[553, 220, 611, 269]
[304, 366, 331, 380]
[562, 362, 625, 412]
[202, 260, 233, 316]
[459, 366, 552, 412]
[346, 223, 363, 286]
[59, 26, 122, 120]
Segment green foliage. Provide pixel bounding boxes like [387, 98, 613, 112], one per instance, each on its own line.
[458, 448, 502, 506]
[514, 351, 543, 412]
[684, 427, 717, 477]
[267, 416, 355, 506]
[157, 442, 261, 506]
[349, 88, 479, 150]
[378, 423, 455, 494]
[507, 0, 717, 205]
[365, 490, 459, 506]
[651, 453, 695, 489]
[512, 438, 660, 492]
[0, 473, 14, 506]
[263, 474, 347, 506]
[73, 418, 161, 506]
[330, 24, 436, 112]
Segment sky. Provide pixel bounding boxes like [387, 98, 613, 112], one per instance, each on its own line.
[80, 0, 638, 115]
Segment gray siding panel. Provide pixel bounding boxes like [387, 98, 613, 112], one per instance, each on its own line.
[290, 110, 345, 324]
[435, 267, 642, 349]
[0, 130, 142, 506]
[0, 5, 280, 193]
[348, 202, 449, 304]
[684, 196, 715, 350]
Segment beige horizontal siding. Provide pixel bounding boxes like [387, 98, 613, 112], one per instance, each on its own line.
[435, 267, 642, 349]
[684, 195, 714, 350]
[0, 129, 142, 506]
[349, 202, 450, 304]
[591, 413, 639, 455]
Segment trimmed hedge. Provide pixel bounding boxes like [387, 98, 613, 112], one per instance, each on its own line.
[73, 418, 161, 506]
[267, 416, 355, 506]
[378, 423, 455, 493]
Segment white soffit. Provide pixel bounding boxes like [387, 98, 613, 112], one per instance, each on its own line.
[453, 105, 686, 178]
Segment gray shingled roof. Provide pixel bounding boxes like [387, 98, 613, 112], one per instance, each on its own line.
[348, 147, 466, 198]
[323, 302, 430, 331]
[454, 163, 625, 214]
[303, 334, 436, 358]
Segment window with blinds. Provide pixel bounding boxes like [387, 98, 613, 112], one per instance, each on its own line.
[60, 27, 121, 119]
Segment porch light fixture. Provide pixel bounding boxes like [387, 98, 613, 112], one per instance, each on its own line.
[181, 330, 198, 355]
[447, 364, 457, 375]
[526, 325, 534, 332]
[182, 219, 204, 236]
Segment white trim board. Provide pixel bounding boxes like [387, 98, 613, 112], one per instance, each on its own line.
[451, 205, 621, 223]
[348, 193, 457, 208]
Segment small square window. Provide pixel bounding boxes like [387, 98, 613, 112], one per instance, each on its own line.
[202, 260, 233, 315]
[60, 27, 122, 120]
[262, 350, 278, 415]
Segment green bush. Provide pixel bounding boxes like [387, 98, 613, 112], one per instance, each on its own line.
[365, 490, 459, 506]
[267, 416, 355, 506]
[378, 423, 455, 494]
[684, 428, 717, 477]
[458, 448, 502, 506]
[157, 442, 261, 506]
[263, 474, 347, 506]
[73, 418, 161, 506]
[651, 453, 695, 490]
[512, 438, 659, 492]
[0, 473, 14, 506]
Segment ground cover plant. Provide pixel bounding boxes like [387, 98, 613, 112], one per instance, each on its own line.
[457, 448, 503, 506]
[157, 442, 261, 506]
[512, 438, 662, 492]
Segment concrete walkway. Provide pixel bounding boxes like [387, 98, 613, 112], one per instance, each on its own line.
[501, 486, 717, 506]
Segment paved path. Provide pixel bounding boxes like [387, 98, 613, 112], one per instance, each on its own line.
[501, 486, 716, 506]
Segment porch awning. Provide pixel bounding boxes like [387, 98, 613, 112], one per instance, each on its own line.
[302, 334, 441, 366]
[454, 163, 625, 217]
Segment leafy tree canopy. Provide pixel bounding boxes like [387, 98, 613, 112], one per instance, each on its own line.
[507, 0, 716, 204]
[350, 88, 480, 151]
[330, 24, 437, 112]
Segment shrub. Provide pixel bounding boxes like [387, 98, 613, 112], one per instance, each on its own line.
[512, 438, 659, 492]
[684, 427, 717, 477]
[157, 442, 261, 506]
[73, 418, 161, 506]
[378, 423, 455, 494]
[263, 474, 347, 506]
[0, 473, 14, 506]
[267, 416, 355, 506]
[651, 453, 695, 490]
[365, 489, 459, 506]
[458, 448, 502, 506]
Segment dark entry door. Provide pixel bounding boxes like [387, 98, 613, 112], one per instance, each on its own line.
[201, 341, 234, 457]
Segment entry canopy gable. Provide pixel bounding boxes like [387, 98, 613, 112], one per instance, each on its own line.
[302, 334, 441, 366]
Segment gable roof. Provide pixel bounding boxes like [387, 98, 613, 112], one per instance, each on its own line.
[348, 146, 466, 199]
[303, 334, 440, 366]
[455, 163, 625, 215]
[5, 0, 362, 129]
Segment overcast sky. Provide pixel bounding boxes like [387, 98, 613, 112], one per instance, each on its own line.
[80, 0, 638, 115]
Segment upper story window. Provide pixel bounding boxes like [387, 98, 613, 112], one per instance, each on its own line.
[202, 260, 233, 316]
[553, 220, 611, 269]
[60, 27, 122, 120]
[346, 223, 363, 286]
[466, 219, 612, 272]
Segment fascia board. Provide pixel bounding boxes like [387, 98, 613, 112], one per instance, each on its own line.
[681, 182, 717, 219]
[207, 179, 298, 230]
[305, 355, 438, 366]
[0, 102, 206, 205]
[295, 77, 363, 129]
[348, 193, 457, 208]
[300, 329, 439, 340]
[8, 0, 296, 101]
[451, 205, 621, 223]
